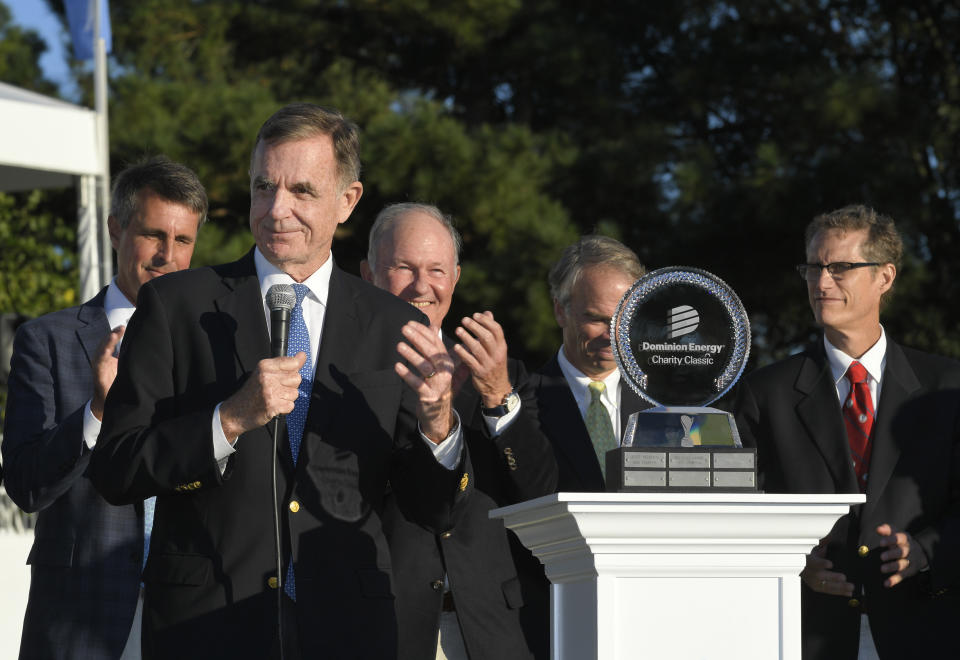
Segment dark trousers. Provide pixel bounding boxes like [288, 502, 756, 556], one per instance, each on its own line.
[269, 595, 301, 660]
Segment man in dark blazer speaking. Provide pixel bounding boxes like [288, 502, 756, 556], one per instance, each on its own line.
[89, 104, 470, 660]
[733, 205, 960, 659]
[362, 202, 557, 660]
[2, 156, 207, 660]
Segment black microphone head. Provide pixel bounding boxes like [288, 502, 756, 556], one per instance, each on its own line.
[266, 284, 296, 312]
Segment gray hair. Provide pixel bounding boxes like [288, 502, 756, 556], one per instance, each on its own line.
[252, 102, 361, 192]
[111, 155, 208, 229]
[548, 235, 645, 307]
[367, 202, 462, 270]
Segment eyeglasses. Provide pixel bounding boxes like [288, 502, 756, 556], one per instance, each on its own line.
[796, 262, 880, 280]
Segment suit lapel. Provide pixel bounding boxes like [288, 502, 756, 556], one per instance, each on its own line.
[210, 252, 281, 465]
[794, 348, 860, 493]
[307, 265, 360, 437]
[864, 340, 920, 511]
[75, 287, 110, 363]
[538, 356, 604, 489]
[212, 252, 270, 375]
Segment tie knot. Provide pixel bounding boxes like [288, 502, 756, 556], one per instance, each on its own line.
[846, 361, 868, 385]
[588, 380, 606, 400]
[292, 283, 310, 306]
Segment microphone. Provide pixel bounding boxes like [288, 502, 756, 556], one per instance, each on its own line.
[266, 284, 296, 358]
[265, 283, 296, 652]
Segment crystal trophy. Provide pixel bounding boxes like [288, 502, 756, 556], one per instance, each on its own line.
[606, 267, 756, 491]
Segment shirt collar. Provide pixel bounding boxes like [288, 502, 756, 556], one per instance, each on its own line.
[556, 346, 620, 406]
[104, 278, 136, 329]
[254, 247, 333, 306]
[823, 325, 887, 386]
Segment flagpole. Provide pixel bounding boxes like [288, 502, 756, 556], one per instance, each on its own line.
[94, 0, 112, 289]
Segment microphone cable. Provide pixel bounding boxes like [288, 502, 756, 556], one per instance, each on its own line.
[265, 284, 295, 660]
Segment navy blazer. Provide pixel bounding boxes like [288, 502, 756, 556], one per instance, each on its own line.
[734, 338, 960, 659]
[531, 353, 649, 492]
[383, 354, 557, 660]
[89, 251, 470, 659]
[2, 288, 144, 660]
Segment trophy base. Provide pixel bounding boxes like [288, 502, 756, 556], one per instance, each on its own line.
[607, 407, 757, 492]
[605, 446, 757, 492]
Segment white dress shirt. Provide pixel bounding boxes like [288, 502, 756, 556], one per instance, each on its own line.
[822, 328, 886, 660]
[82, 279, 135, 449]
[824, 326, 887, 412]
[556, 347, 622, 441]
[212, 248, 462, 468]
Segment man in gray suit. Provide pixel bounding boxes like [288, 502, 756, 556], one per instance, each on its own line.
[2, 156, 206, 660]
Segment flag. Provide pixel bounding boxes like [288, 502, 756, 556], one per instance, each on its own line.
[65, 0, 112, 61]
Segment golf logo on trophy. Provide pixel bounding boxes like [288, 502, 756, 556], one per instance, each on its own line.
[606, 266, 757, 491]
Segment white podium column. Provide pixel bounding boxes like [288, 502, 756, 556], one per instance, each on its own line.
[491, 493, 863, 660]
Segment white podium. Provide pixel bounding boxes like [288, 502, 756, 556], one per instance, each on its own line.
[491, 493, 863, 660]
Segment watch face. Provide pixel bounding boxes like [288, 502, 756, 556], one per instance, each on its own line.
[506, 392, 520, 411]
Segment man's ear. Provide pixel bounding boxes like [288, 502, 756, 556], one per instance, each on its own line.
[107, 215, 122, 251]
[360, 259, 373, 283]
[553, 299, 567, 328]
[337, 181, 364, 225]
[877, 263, 896, 294]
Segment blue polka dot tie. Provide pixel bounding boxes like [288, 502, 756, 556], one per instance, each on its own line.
[284, 283, 312, 601]
[286, 283, 313, 465]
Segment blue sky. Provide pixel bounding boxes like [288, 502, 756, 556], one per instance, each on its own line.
[5, 0, 78, 99]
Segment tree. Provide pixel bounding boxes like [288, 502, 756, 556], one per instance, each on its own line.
[0, 2, 58, 94]
[25, 0, 960, 367]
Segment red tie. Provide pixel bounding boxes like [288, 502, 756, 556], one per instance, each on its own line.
[843, 361, 874, 492]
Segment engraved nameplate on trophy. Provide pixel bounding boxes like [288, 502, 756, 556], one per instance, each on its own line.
[605, 267, 757, 492]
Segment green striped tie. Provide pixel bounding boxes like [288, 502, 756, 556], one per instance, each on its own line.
[586, 381, 618, 479]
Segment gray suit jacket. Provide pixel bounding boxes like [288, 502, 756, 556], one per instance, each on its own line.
[2, 288, 144, 660]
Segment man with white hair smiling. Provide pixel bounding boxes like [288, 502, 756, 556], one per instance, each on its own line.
[363, 202, 557, 660]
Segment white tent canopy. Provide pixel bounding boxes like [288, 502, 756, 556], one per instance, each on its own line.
[0, 81, 108, 302]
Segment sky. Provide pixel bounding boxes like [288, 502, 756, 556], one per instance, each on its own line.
[5, 0, 79, 99]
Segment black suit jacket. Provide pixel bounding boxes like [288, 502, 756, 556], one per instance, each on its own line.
[2, 288, 144, 660]
[89, 251, 470, 660]
[734, 337, 960, 659]
[532, 354, 648, 492]
[382, 354, 557, 660]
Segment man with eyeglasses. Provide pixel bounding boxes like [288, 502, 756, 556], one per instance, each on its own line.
[734, 205, 960, 660]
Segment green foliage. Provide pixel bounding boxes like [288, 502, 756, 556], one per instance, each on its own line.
[0, 3, 58, 93]
[0, 191, 78, 316]
[4, 0, 960, 368]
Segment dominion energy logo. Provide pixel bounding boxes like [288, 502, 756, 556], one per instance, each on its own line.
[612, 267, 751, 408]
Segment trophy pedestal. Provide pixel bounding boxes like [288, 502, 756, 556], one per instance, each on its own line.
[491, 492, 864, 660]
